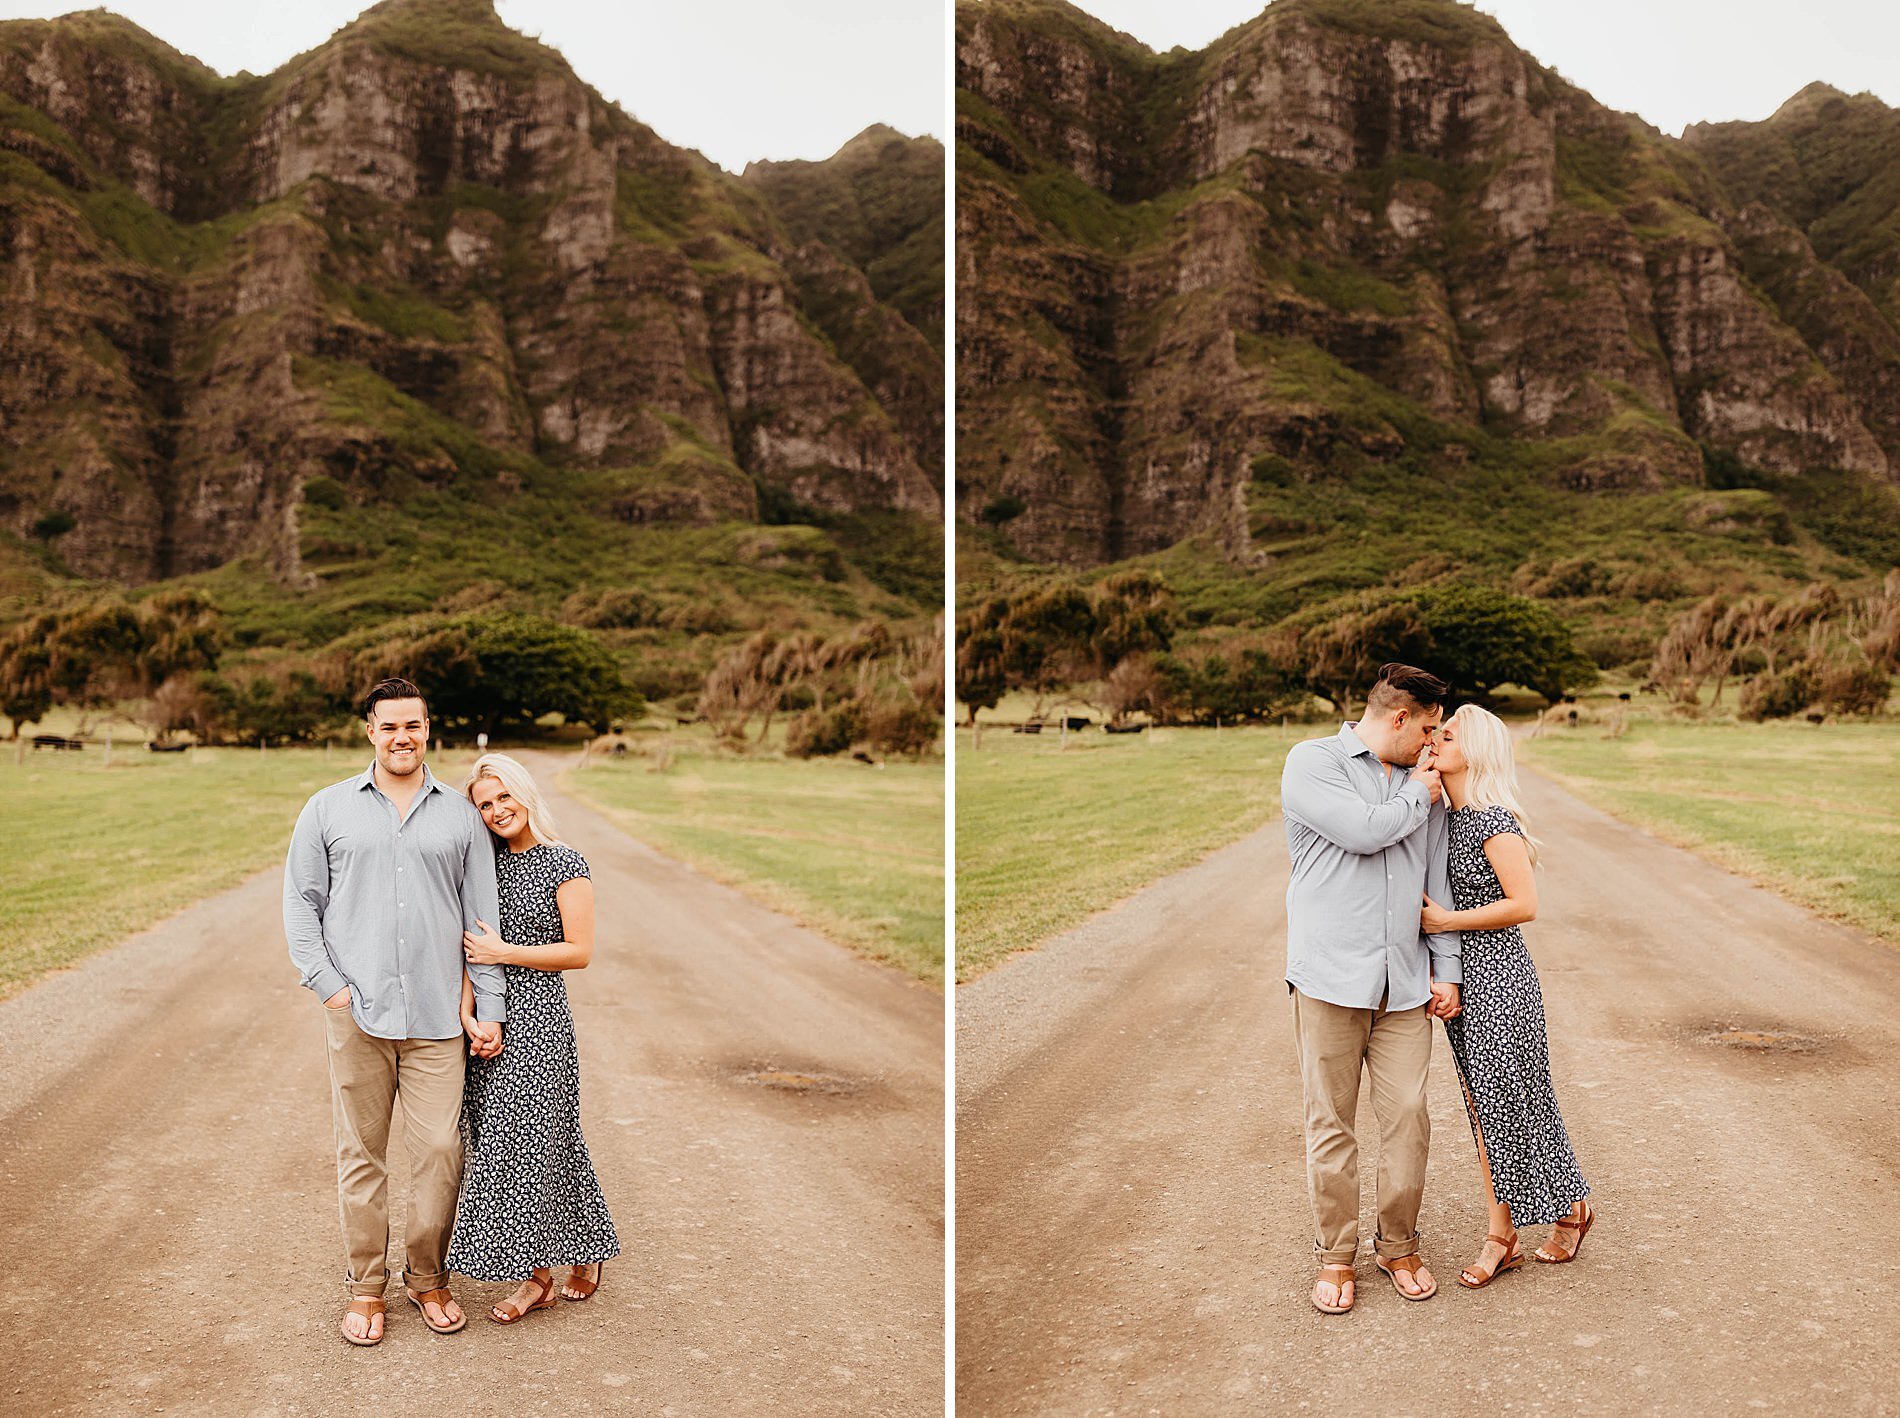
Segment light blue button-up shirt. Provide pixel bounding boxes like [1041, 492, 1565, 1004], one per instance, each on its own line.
[1281, 722, 1461, 1011]
[283, 762, 506, 1040]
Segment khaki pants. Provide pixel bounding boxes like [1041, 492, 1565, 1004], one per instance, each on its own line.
[322, 1004, 465, 1296]
[1289, 988, 1432, 1266]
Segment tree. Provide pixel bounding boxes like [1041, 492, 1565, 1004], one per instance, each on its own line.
[1291, 594, 1434, 711]
[1412, 585, 1594, 704]
[358, 613, 640, 735]
[955, 596, 1011, 747]
[0, 622, 54, 737]
[1087, 569, 1174, 677]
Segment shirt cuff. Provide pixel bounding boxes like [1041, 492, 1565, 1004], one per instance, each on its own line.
[1428, 947, 1462, 986]
[474, 995, 507, 1024]
[304, 965, 348, 1002]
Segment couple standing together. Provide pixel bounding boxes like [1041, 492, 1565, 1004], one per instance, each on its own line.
[1282, 662, 1595, 1313]
[283, 678, 620, 1345]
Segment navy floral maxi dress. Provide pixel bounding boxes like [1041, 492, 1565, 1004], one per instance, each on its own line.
[446, 843, 620, 1280]
[1441, 805, 1591, 1228]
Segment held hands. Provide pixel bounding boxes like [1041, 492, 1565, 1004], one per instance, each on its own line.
[1420, 893, 1457, 935]
[463, 919, 511, 966]
[463, 1015, 504, 1059]
[1427, 981, 1462, 1020]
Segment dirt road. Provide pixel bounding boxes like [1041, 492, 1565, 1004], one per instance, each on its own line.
[956, 766, 1900, 1415]
[0, 751, 943, 1416]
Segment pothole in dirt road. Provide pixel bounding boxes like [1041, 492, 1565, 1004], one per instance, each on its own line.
[1699, 1027, 1822, 1054]
[737, 1067, 863, 1095]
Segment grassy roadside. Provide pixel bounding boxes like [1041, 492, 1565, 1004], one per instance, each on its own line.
[1, 743, 372, 1000]
[564, 747, 945, 983]
[955, 722, 1311, 980]
[1521, 718, 1900, 948]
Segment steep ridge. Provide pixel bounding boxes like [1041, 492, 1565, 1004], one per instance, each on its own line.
[956, 0, 1899, 573]
[0, 0, 942, 594]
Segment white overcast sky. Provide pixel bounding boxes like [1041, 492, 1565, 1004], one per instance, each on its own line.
[1076, 0, 1900, 134]
[0, 1, 945, 171]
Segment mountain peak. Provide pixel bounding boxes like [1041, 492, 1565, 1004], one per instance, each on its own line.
[324, 0, 572, 85]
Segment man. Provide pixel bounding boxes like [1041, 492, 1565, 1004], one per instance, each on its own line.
[1279, 662, 1462, 1314]
[284, 677, 507, 1346]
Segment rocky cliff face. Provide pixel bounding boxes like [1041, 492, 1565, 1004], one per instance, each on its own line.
[957, 0, 1897, 566]
[0, 0, 941, 584]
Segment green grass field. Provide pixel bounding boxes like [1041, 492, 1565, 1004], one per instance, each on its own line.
[565, 746, 945, 983]
[1521, 718, 1900, 948]
[0, 741, 370, 999]
[955, 721, 1311, 980]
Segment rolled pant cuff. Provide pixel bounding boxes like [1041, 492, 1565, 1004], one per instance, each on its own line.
[1374, 1233, 1420, 1261]
[347, 1280, 386, 1298]
[403, 1269, 449, 1292]
[1313, 1243, 1358, 1266]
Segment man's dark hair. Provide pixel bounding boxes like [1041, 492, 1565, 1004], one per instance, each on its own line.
[363, 677, 428, 722]
[1364, 662, 1449, 716]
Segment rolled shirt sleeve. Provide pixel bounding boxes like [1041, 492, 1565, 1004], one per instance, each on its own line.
[284, 797, 348, 1003]
[462, 819, 507, 1024]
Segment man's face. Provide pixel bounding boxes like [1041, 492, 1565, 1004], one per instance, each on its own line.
[1393, 704, 1443, 766]
[366, 697, 429, 778]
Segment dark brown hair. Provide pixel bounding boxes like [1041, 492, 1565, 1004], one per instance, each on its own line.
[1364, 662, 1449, 716]
[363, 677, 428, 722]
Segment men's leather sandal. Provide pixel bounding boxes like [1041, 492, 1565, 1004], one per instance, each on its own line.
[1376, 1253, 1438, 1300]
[1311, 1263, 1356, 1314]
[406, 1285, 468, 1333]
[341, 1296, 385, 1346]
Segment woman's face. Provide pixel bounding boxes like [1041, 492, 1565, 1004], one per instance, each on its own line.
[471, 776, 530, 843]
[1431, 717, 1468, 775]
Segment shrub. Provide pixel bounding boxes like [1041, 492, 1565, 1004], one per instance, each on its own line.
[562, 587, 660, 629]
[979, 494, 1027, 526]
[1739, 662, 1816, 721]
[863, 695, 938, 757]
[1815, 657, 1891, 716]
[31, 509, 77, 540]
[786, 701, 864, 758]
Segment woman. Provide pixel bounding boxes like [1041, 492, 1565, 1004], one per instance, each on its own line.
[1421, 705, 1594, 1288]
[446, 751, 620, 1323]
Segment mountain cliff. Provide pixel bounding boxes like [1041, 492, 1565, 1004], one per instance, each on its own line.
[955, 0, 1900, 595]
[0, 0, 942, 613]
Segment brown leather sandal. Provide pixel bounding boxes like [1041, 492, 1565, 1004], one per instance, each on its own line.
[1458, 1233, 1526, 1289]
[405, 1285, 468, 1334]
[341, 1296, 385, 1347]
[1311, 1263, 1356, 1314]
[490, 1272, 558, 1325]
[1535, 1201, 1594, 1263]
[1375, 1252, 1437, 1300]
[563, 1262, 605, 1301]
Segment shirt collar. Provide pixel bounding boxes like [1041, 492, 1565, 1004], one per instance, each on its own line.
[1337, 721, 1375, 757]
[356, 761, 442, 796]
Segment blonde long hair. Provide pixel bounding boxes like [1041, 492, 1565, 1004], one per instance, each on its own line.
[464, 752, 566, 847]
[1446, 705, 1542, 865]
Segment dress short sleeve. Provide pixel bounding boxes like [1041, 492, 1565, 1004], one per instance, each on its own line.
[1476, 804, 1525, 843]
[554, 846, 591, 884]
